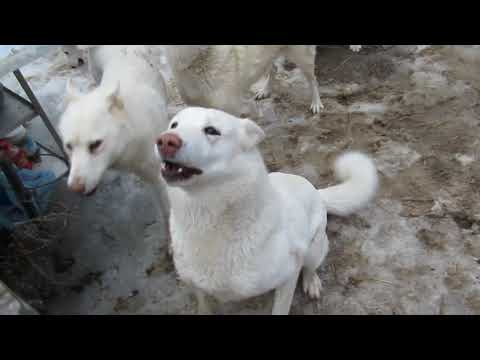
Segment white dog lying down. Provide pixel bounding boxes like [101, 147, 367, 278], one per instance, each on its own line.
[165, 45, 362, 117]
[156, 107, 378, 315]
[59, 45, 171, 225]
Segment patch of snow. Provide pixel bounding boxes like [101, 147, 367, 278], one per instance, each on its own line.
[373, 140, 421, 177]
[455, 154, 475, 166]
[349, 102, 387, 114]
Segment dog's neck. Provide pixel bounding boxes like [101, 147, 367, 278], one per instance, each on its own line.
[171, 152, 274, 221]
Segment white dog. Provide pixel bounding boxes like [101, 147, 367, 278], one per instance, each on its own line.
[59, 45, 171, 226]
[70, 45, 160, 85]
[61, 45, 86, 68]
[165, 45, 363, 117]
[156, 107, 378, 315]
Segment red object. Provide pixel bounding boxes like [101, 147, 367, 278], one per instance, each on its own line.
[0, 139, 33, 170]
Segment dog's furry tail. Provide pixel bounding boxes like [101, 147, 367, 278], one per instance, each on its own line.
[317, 152, 378, 217]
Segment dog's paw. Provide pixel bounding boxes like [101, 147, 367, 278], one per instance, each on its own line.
[253, 84, 271, 101]
[310, 100, 324, 114]
[255, 90, 271, 101]
[303, 272, 322, 300]
[349, 45, 362, 53]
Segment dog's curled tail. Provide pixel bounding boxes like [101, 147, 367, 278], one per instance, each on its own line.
[317, 152, 378, 217]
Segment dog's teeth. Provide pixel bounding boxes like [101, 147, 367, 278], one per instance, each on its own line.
[161, 162, 166, 171]
[178, 167, 183, 173]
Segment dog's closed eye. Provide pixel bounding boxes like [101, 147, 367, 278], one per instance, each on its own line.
[204, 126, 221, 136]
[89, 140, 103, 153]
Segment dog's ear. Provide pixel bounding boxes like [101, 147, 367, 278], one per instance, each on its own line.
[240, 118, 265, 150]
[65, 78, 81, 104]
[105, 82, 124, 113]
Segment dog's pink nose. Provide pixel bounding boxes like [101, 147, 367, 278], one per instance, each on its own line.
[69, 178, 86, 194]
[157, 133, 183, 158]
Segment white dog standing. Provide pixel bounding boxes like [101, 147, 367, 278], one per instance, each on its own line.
[165, 45, 363, 117]
[59, 45, 171, 230]
[156, 107, 377, 315]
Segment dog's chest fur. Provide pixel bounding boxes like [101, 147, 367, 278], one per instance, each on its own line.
[170, 197, 277, 302]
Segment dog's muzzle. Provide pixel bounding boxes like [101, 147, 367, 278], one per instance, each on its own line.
[157, 133, 183, 158]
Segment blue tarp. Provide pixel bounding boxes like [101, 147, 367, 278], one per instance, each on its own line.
[0, 167, 56, 228]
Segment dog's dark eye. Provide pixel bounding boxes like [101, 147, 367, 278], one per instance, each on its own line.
[89, 140, 103, 153]
[204, 126, 221, 136]
[65, 143, 72, 151]
[64, 51, 70, 55]
[171, 122, 178, 129]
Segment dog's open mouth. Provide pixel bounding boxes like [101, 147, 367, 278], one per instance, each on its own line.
[161, 160, 202, 182]
[85, 187, 98, 197]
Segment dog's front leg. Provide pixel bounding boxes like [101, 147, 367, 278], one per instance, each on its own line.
[149, 178, 173, 255]
[194, 288, 213, 315]
[271, 266, 302, 315]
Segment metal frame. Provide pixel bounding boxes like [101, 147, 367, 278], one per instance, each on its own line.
[13, 70, 69, 160]
[1, 69, 69, 220]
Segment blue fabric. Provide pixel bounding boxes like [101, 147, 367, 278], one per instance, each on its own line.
[0, 167, 56, 225]
[22, 136, 39, 157]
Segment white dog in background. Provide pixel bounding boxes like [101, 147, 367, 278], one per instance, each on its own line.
[61, 45, 86, 68]
[165, 45, 363, 117]
[156, 107, 378, 315]
[59, 45, 171, 228]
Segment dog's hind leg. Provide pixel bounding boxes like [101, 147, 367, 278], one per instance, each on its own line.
[253, 66, 274, 100]
[302, 230, 329, 299]
[284, 45, 324, 114]
[349, 45, 362, 52]
[272, 265, 301, 315]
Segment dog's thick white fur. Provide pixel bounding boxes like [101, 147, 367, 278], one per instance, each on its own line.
[164, 45, 323, 116]
[158, 107, 378, 315]
[59, 45, 171, 224]
[165, 45, 363, 117]
[72, 45, 163, 85]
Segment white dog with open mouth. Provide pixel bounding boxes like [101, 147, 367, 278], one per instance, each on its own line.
[59, 45, 171, 225]
[156, 107, 377, 315]
[165, 45, 362, 117]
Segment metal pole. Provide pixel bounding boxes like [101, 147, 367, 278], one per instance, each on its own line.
[13, 69, 69, 162]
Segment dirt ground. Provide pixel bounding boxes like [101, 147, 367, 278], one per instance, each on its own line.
[255, 45, 480, 314]
[1, 45, 479, 315]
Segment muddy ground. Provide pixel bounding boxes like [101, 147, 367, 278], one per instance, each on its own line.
[1, 45, 479, 315]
